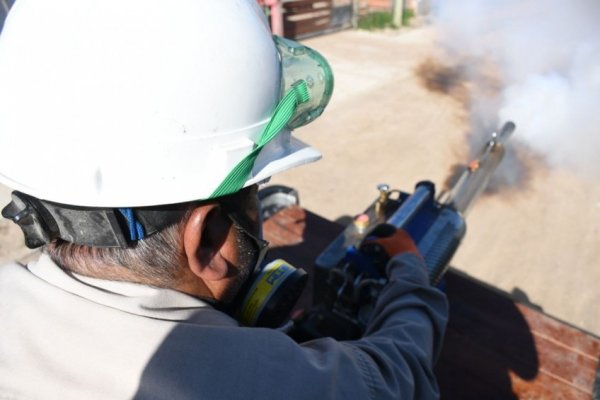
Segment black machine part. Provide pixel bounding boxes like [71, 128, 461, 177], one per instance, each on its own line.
[257, 185, 299, 221]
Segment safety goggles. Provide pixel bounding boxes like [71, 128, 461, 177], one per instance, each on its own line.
[274, 35, 334, 130]
[210, 37, 334, 199]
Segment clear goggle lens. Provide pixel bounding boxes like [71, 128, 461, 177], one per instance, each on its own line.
[274, 35, 334, 130]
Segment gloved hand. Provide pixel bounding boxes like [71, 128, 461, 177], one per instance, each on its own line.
[357, 224, 426, 282]
[360, 224, 422, 259]
[359, 224, 423, 277]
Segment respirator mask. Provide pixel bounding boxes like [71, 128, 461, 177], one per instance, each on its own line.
[223, 210, 308, 328]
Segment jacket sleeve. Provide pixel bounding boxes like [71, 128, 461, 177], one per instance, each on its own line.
[300, 253, 448, 400]
[133, 254, 448, 400]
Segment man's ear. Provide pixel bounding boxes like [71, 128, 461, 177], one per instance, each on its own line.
[183, 204, 231, 282]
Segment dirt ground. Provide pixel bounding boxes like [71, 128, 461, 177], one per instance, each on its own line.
[1, 27, 598, 335]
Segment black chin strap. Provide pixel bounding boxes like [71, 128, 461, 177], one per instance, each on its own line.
[1, 191, 188, 249]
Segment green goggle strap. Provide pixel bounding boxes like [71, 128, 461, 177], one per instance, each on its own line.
[211, 81, 310, 198]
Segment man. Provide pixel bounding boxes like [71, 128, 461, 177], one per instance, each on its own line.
[0, 1, 448, 399]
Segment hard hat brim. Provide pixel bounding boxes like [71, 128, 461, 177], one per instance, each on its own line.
[248, 130, 321, 187]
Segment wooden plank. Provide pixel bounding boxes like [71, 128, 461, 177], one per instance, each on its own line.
[437, 270, 600, 399]
[436, 329, 593, 399]
[284, 16, 331, 38]
[262, 205, 600, 399]
[282, 0, 335, 39]
[510, 371, 594, 400]
[518, 303, 600, 357]
[530, 334, 597, 393]
[287, 9, 331, 22]
[284, 0, 332, 14]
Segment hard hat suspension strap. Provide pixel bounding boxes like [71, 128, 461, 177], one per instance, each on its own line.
[1, 191, 189, 249]
[211, 80, 310, 199]
[118, 208, 146, 241]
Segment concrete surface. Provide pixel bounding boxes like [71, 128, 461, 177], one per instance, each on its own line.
[1, 27, 598, 335]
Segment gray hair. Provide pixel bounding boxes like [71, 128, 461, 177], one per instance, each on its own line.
[43, 186, 259, 287]
[45, 215, 189, 287]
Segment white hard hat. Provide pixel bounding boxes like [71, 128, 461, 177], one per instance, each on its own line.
[0, 0, 333, 207]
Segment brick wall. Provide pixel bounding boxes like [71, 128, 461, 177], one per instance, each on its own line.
[366, 0, 391, 11]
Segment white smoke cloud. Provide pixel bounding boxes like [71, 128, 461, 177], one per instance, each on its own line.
[432, 0, 600, 177]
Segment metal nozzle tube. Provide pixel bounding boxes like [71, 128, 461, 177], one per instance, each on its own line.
[444, 121, 516, 215]
[497, 121, 515, 144]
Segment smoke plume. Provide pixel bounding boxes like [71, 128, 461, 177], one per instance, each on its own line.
[431, 0, 600, 178]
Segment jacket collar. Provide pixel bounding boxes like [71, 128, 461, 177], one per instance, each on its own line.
[27, 254, 236, 325]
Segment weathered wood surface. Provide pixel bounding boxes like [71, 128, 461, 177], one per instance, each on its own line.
[283, 0, 352, 39]
[283, 0, 332, 39]
[263, 205, 600, 399]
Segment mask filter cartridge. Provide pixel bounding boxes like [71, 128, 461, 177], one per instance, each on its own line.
[237, 259, 307, 328]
